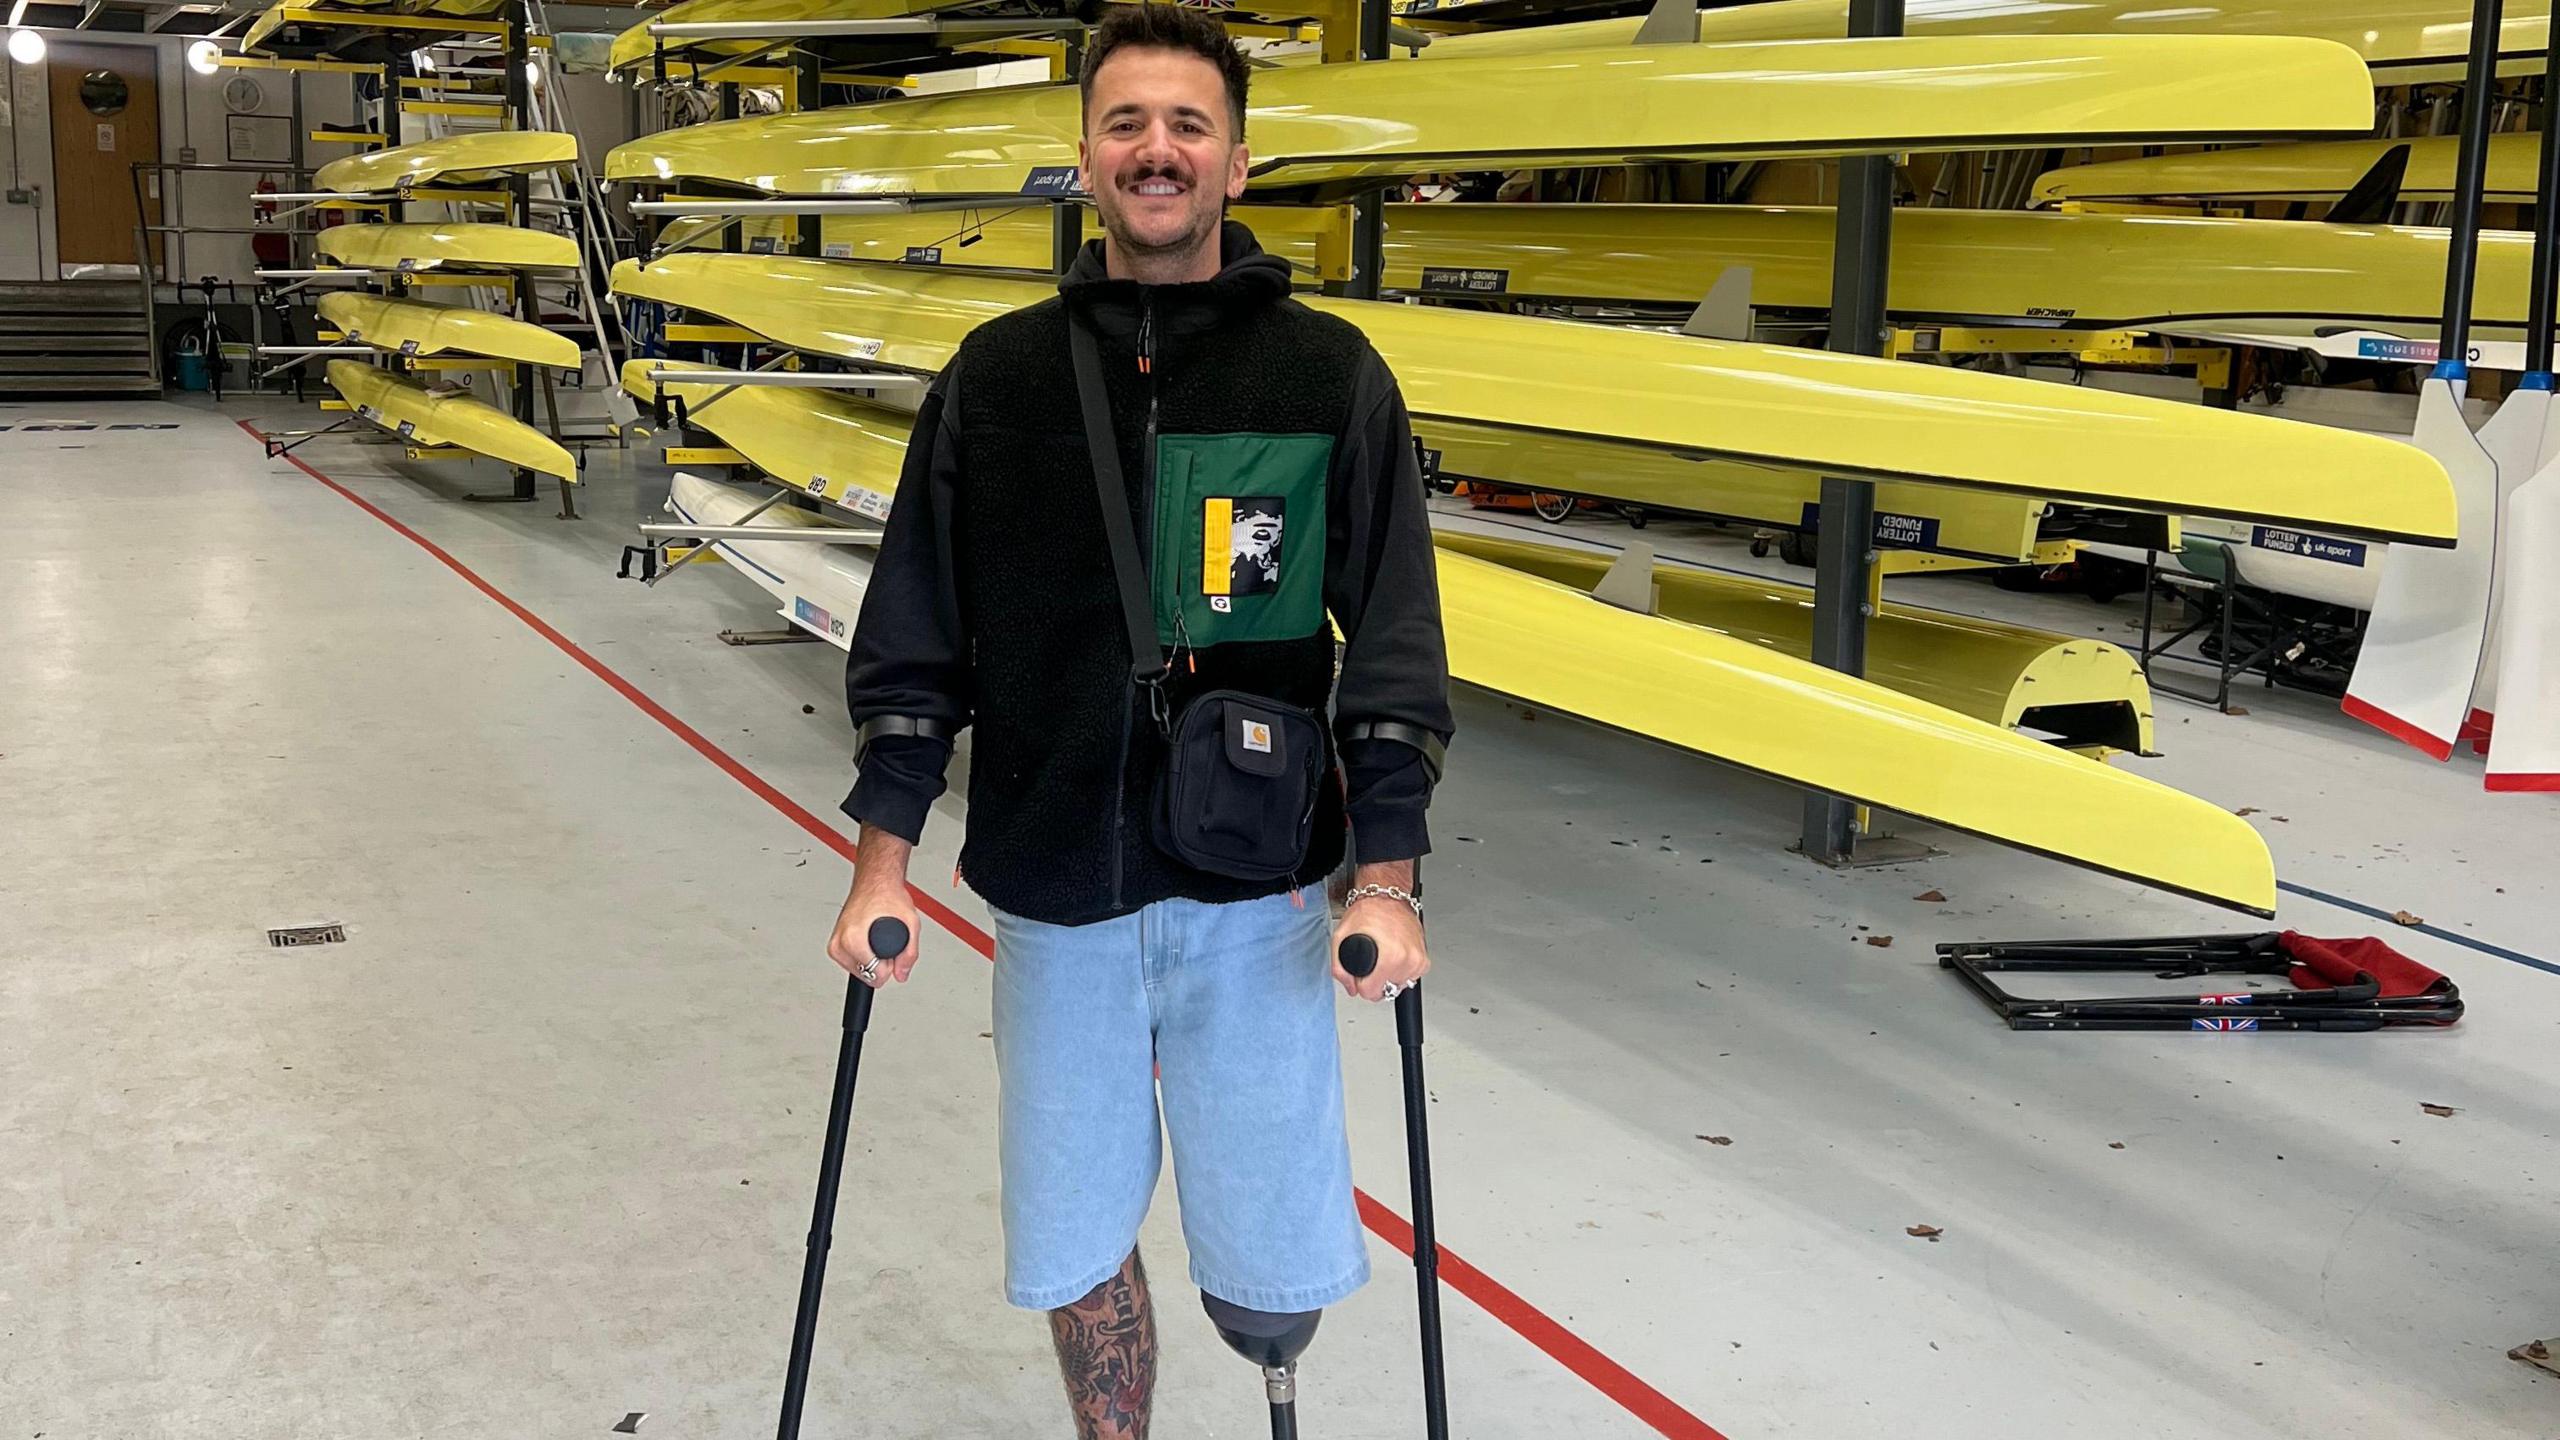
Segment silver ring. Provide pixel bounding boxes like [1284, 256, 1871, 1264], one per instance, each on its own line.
[1378, 981, 1402, 1000]
[857, 957, 882, 982]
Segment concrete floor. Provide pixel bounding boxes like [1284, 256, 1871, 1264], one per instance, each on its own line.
[3, 394, 2554, 1440]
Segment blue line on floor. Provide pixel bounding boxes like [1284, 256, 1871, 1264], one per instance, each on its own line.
[2278, 880, 2560, 978]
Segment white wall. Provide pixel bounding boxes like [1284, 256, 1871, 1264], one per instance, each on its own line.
[0, 34, 361, 285]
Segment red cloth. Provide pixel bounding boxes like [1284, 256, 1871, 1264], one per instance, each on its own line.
[2282, 932, 2452, 999]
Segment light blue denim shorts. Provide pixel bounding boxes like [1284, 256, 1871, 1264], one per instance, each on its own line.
[988, 881, 1372, 1312]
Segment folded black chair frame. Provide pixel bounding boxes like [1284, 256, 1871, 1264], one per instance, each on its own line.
[1936, 932, 2463, 1032]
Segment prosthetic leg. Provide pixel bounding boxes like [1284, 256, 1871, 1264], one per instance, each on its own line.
[1202, 1294, 1325, 1440]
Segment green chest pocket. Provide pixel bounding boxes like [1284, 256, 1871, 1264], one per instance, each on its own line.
[1151, 431, 1332, 649]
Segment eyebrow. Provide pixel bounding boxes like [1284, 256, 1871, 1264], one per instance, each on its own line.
[1099, 101, 1220, 128]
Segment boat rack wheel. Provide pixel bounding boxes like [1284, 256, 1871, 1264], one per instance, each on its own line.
[1531, 492, 1575, 524]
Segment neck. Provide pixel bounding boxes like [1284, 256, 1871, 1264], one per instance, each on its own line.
[1103, 228, 1223, 285]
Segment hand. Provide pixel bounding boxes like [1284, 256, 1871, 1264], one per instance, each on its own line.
[1332, 894, 1428, 1002]
[827, 827, 920, 988]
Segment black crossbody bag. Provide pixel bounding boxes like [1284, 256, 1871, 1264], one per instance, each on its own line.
[1068, 313, 1328, 881]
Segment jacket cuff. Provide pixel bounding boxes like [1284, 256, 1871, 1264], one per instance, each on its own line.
[1349, 802, 1432, 866]
[839, 734, 951, 844]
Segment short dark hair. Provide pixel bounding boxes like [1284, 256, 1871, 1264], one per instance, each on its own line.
[1078, 4, 1250, 136]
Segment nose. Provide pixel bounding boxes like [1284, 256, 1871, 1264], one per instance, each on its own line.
[1133, 115, 1179, 167]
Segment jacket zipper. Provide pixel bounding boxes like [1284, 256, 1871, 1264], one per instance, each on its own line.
[1111, 293, 1160, 910]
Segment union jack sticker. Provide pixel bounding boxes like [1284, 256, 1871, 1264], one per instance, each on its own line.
[2198, 993, 2253, 1005]
[2191, 1017, 2260, 1032]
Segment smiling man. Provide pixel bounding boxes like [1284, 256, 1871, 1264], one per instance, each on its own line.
[829, 5, 1454, 1424]
[824, 5, 1454, 1436]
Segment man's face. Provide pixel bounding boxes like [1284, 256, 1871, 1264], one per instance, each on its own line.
[1079, 46, 1249, 261]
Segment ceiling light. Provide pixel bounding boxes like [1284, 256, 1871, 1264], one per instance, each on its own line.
[8, 29, 45, 66]
[187, 39, 222, 76]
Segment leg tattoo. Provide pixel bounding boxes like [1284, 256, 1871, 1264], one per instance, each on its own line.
[1049, 1248, 1156, 1439]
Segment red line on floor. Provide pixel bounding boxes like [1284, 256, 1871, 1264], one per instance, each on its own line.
[244, 420, 1726, 1440]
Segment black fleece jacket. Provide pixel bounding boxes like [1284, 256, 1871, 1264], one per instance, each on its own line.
[840, 221, 1454, 926]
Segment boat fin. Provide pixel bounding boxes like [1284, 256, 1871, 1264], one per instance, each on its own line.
[1632, 0, 1698, 47]
[1592, 542, 1661, 614]
[1682, 267, 1754, 341]
[2321, 143, 2411, 225]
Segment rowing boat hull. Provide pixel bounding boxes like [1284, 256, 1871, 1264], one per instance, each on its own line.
[326, 359, 576, 481]
[1436, 0, 2553, 81]
[314, 131, 579, 194]
[318, 223, 581, 273]
[612, 253, 2457, 544]
[2037, 134, 2542, 205]
[624, 358, 905, 517]
[667, 471, 2272, 912]
[318, 292, 581, 369]
[605, 37, 2376, 196]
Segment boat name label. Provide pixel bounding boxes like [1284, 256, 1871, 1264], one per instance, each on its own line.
[748, 236, 778, 255]
[2355, 337, 2483, 365]
[903, 246, 943, 264]
[793, 596, 848, 641]
[1422, 266, 1509, 295]
[823, 242, 854, 259]
[399, 338, 421, 356]
[2250, 526, 2368, 566]
[1021, 166, 1085, 197]
[850, 487, 893, 521]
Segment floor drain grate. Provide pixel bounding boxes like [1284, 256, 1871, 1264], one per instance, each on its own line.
[266, 924, 346, 948]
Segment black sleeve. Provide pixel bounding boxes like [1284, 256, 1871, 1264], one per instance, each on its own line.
[1325, 348, 1455, 866]
[840, 363, 972, 843]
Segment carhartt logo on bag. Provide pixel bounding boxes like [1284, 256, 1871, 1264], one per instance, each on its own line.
[1242, 719, 1272, 753]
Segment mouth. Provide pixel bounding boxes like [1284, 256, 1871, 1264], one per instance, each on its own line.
[1125, 175, 1189, 199]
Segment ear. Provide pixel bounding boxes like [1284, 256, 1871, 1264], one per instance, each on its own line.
[1226, 141, 1249, 201]
[1077, 136, 1093, 200]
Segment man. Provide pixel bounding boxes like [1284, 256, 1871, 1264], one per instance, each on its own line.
[824, 6, 1453, 1436]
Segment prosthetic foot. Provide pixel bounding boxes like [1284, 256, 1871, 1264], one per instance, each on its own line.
[1201, 1293, 1323, 1440]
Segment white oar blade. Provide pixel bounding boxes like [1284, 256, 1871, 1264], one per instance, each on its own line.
[2343, 374, 2502, 758]
[2485, 466, 2560, 791]
[2466, 382, 2559, 734]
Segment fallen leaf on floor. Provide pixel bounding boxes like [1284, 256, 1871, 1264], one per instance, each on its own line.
[1695, 1134, 1733, 1146]
[1576, 1220, 1600, 1230]
[1865, 935, 1895, 948]
[2421, 1102, 2458, 1118]
[2272, 816, 2291, 823]
[2235, 806, 2261, 816]
[1906, 1224, 1944, 1242]
[2108, 1141, 2126, 1150]
[2229, 706, 2251, 716]
[1913, 889, 1947, 903]
[979, 1032, 993, 1039]
[801, 704, 816, 715]
[613, 1415, 647, 1435]
[2393, 910, 2425, 926]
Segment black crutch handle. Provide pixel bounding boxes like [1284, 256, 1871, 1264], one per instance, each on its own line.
[1339, 933, 1380, 978]
[867, 917, 911, 964]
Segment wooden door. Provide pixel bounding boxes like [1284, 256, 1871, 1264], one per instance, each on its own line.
[48, 42, 162, 275]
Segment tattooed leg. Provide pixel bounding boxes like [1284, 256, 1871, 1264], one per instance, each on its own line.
[1048, 1248, 1156, 1440]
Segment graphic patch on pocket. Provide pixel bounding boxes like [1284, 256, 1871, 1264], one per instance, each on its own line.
[1203, 496, 1285, 602]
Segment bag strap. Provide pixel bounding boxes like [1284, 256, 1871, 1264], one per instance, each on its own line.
[1067, 312, 1169, 690]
